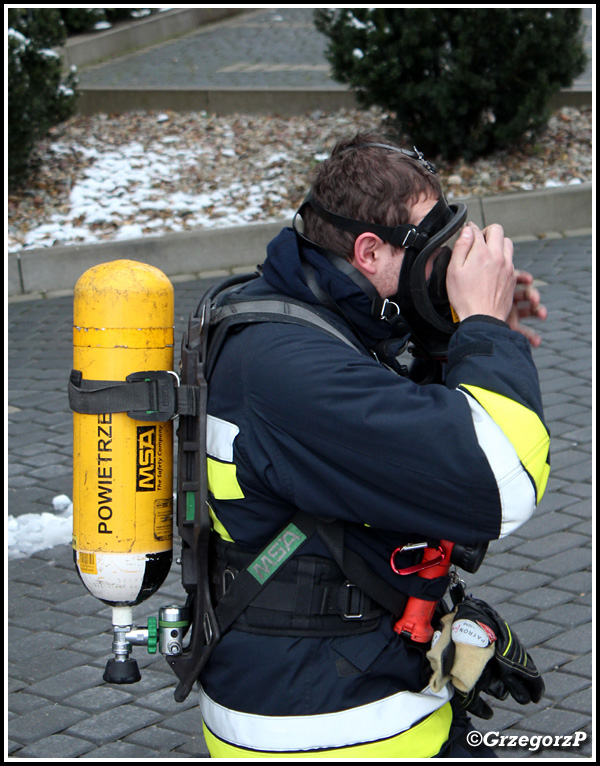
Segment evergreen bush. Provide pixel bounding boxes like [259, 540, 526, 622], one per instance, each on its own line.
[8, 8, 78, 190]
[59, 8, 107, 35]
[315, 8, 587, 160]
[59, 8, 154, 35]
[58, 7, 154, 35]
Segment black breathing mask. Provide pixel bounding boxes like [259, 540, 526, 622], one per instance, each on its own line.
[395, 196, 467, 358]
[294, 145, 468, 359]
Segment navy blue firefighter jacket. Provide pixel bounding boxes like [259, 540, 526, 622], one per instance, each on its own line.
[197, 226, 550, 753]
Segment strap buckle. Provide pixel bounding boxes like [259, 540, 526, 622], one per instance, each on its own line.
[380, 298, 400, 321]
[222, 567, 237, 595]
[69, 368, 195, 421]
[397, 227, 429, 250]
[401, 227, 419, 247]
[342, 581, 364, 620]
[125, 370, 180, 421]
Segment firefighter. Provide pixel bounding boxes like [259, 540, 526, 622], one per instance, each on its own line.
[196, 134, 549, 757]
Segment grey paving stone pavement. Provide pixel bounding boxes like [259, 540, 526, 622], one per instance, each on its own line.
[7, 233, 593, 759]
[76, 7, 593, 95]
[76, 8, 350, 91]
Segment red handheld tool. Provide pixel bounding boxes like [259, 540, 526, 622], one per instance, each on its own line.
[390, 540, 455, 643]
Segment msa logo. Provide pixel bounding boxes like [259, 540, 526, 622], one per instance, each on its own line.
[136, 426, 156, 491]
[249, 524, 307, 584]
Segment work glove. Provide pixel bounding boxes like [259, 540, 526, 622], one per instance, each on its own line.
[426, 611, 458, 692]
[426, 596, 544, 719]
[426, 607, 497, 719]
[458, 597, 545, 706]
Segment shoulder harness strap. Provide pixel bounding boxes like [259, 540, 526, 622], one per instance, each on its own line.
[128, 273, 441, 702]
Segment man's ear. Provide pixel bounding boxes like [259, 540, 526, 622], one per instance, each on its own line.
[352, 232, 383, 276]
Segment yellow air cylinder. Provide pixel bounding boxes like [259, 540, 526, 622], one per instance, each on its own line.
[72, 260, 174, 606]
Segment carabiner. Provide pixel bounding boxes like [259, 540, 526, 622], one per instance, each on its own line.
[390, 542, 446, 576]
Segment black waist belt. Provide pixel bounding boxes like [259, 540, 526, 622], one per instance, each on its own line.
[211, 541, 387, 637]
[203, 508, 447, 645]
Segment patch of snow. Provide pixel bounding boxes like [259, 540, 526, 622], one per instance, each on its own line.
[8, 495, 73, 560]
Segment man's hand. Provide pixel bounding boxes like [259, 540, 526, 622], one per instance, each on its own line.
[446, 222, 516, 323]
[507, 270, 548, 347]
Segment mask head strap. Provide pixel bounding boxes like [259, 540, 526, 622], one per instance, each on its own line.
[300, 192, 430, 251]
[338, 143, 438, 175]
[293, 206, 388, 320]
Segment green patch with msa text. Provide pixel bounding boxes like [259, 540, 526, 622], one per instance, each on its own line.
[249, 523, 307, 584]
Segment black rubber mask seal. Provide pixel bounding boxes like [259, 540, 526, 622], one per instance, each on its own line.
[408, 200, 468, 332]
[395, 197, 467, 356]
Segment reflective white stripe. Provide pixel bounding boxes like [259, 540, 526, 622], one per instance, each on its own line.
[207, 414, 239, 462]
[199, 683, 451, 752]
[459, 390, 536, 537]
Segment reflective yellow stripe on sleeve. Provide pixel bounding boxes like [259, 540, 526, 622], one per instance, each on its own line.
[209, 504, 234, 543]
[207, 457, 245, 500]
[206, 414, 245, 500]
[460, 384, 550, 502]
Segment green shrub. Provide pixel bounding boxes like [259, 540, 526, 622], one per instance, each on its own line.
[60, 8, 154, 35]
[315, 8, 587, 160]
[59, 8, 107, 35]
[8, 8, 78, 190]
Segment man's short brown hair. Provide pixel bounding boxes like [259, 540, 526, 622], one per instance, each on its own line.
[302, 133, 442, 260]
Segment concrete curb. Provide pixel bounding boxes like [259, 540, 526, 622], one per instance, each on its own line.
[8, 220, 285, 298]
[75, 86, 591, 118]
[8, 184, 592, 299]
[59, 8, 250, 70]
[75, 86, 356, 117]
